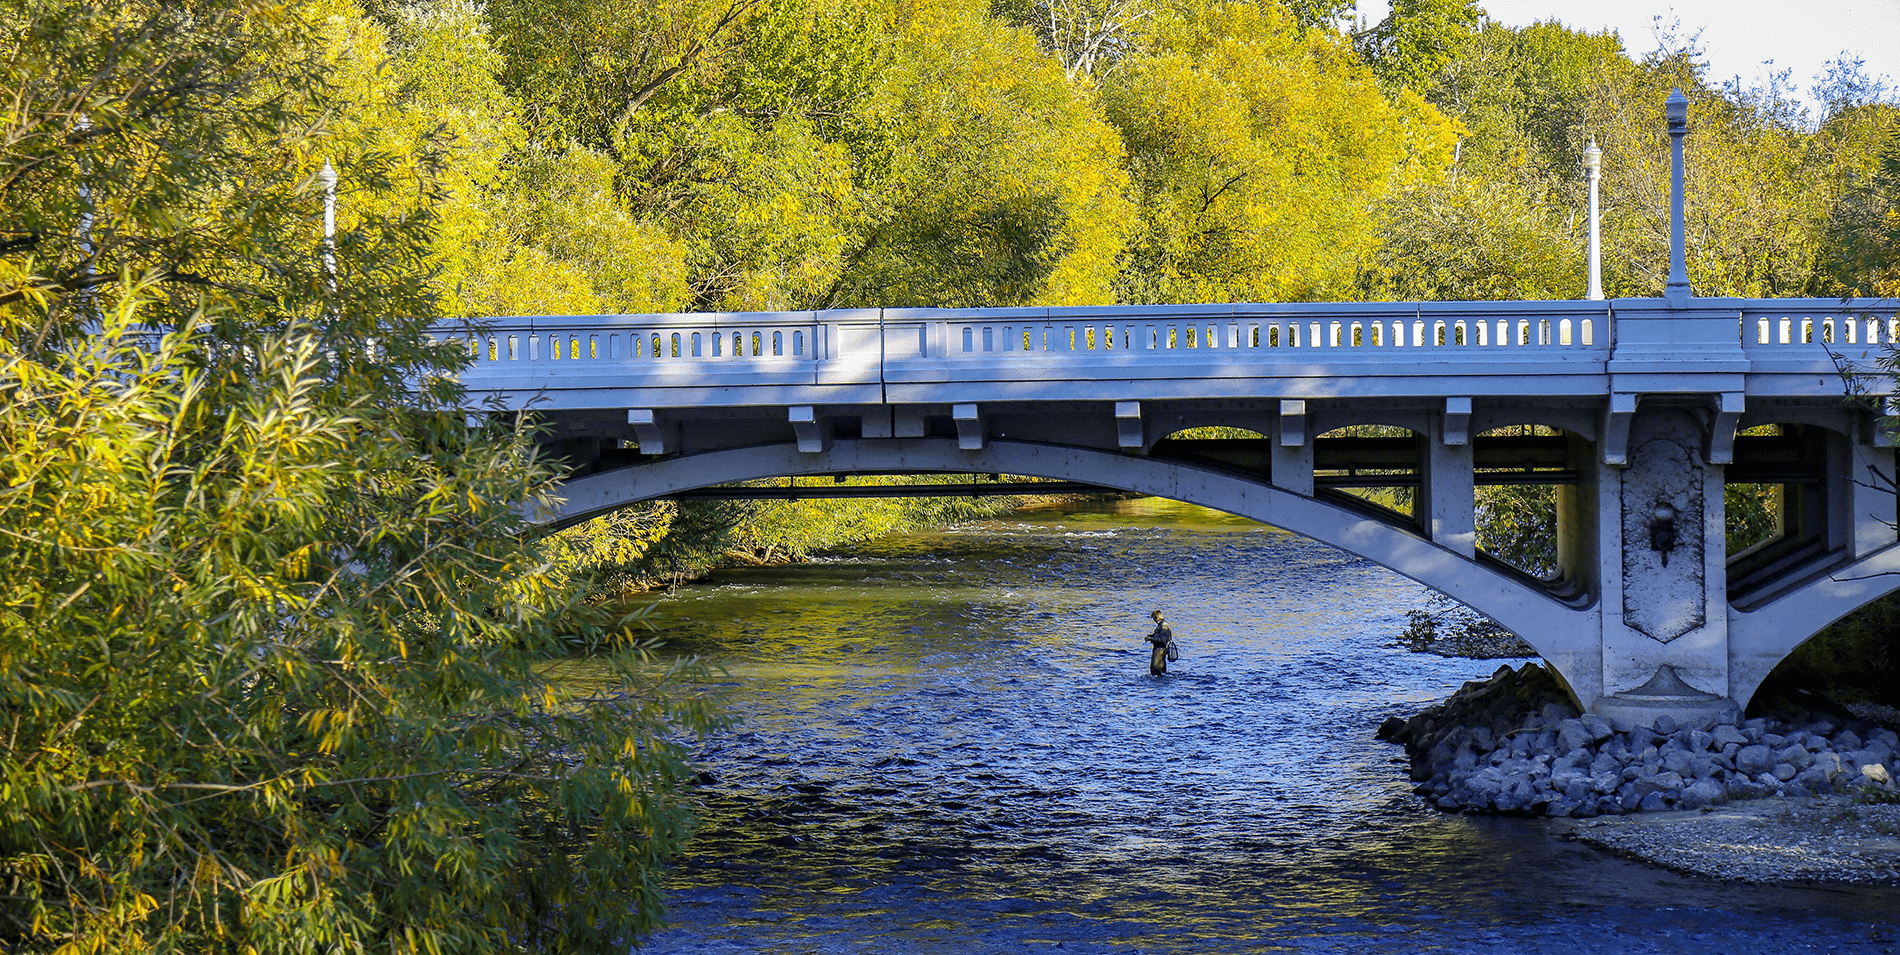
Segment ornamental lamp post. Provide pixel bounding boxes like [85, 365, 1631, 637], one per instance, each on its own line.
[1584, 138, 1603, 301]
[319, 160, 338, 291]
[1664, 89, 1692, 307]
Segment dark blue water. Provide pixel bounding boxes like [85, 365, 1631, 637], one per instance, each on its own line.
[635, 499, 1900, 954]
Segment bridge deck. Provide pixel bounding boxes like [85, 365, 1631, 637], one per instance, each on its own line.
[439, 298, 1897, 410]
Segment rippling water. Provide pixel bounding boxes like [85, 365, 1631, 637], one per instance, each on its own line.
[633, 499, 1900, 954]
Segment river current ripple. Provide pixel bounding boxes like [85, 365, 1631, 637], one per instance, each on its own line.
[635, 499, 1900, 954]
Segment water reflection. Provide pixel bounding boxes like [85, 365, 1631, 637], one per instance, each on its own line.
[633, 499, 1900, 954]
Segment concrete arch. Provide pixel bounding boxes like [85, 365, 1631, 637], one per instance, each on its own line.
[1315, 421, 1424, 437]
[1728, 543, 1900, 705]
[549, 438, 1602, 700]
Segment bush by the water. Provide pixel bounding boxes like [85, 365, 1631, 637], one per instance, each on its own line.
[1392, 594, 1535, 658]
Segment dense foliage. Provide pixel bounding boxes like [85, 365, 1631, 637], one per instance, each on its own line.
[7, 0, 1900, 949]
[0, 2, 717, 951]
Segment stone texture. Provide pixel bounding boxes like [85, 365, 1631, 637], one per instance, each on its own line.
[1379, 661, 1900, 820]
[1619, 432, 1705, 643]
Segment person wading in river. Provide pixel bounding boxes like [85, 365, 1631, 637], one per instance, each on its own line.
[1145, 610, 1177, 676]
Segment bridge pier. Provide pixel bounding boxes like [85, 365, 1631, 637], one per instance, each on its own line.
[1590, 404, 1739, 726]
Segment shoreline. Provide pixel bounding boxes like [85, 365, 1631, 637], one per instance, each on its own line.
[1383, 662, 1900, 885]
[1551, 794, 1900, 885]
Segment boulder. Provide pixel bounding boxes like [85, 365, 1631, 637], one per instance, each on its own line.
[1812, 752, 1851, 784]
[1632, 771, 1685, 796]
[1377, 716, 1408, 741]
[1581, 715, 1614, 743]
[1736, 744, 1774, 775]
[1776, 743, 1814, 771]
[1679, 778, 1726, 810]
[1542, 701, 1579, 722]
[1556, 720, 1592, 754]
[1794, 766, 1835, 793]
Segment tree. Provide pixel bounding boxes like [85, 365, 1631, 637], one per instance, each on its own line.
[819, 0, 1134, 308]
[1102, 0, 1458, 304]
[329, 1, 689, 317]
[1358, 178, 1582, 301]
[996, 0, 1155, 80]
[486, 0, 763, 159]
[0, 3, 717, 951]
[1353, 0, 1483, 91]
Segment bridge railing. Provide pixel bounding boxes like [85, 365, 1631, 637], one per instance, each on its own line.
[902, 301, 1607, 359]
[449, 313, 827, 365]
[1738, 300, 1900, 351]
[1737, 299, 1900, 384]
[434, 298, 1900, 402]
[437, 302, 1617, 390]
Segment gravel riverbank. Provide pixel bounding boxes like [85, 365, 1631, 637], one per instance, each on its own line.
[1552, 795, 1900, 884]
[1380, 662, 1900, 883]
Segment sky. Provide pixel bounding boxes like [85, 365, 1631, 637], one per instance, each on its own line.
[1360, 0, 1900, 113]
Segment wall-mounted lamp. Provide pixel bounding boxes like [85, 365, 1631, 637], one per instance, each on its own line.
[1648, 502, 1679, 566]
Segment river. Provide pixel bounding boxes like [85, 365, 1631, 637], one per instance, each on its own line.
[633, 498, 1900, 954]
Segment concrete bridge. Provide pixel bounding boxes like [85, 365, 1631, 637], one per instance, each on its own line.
[437, 92, 1900, 726]
[442, 295, 1900, 726]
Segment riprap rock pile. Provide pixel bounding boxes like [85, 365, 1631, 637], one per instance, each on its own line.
[1378, 662, 1900, 817]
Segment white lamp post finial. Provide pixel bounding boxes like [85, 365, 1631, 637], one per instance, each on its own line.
[1583, 138, 1603, 301]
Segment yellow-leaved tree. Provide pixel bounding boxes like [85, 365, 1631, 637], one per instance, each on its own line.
[0, 2, 718, 951]
[1102, 0, 1459, 304]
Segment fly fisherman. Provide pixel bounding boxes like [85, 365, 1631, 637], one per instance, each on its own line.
[1145, 610, 1177, 676]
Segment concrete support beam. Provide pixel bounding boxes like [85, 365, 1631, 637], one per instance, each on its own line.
[1601, 393, 1637, 466]
[953, 403, 985, 450]
[789, 405, 827, 453]
[1554, 431, 1598, 594]
[862, 407, 894, 439]
[1115, 401, 1144, 450]
[1271, 400, 1313, 496]
[1278, 400, 1306, 446]
[894, 406, 928, 439]
[629, 409, 669, 454]
[1426, 411, 1477, 558]
[1852, 444, 1898, 558]
[1442, 396, 1472, 446]
[1707, 392, 1744, 465]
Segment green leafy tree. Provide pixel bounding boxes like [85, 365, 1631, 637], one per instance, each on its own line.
[820, 0, 1134, 308]
[1359, 178, 1581, 300]
[0, 2, 717, 951]
[1352, 0, 1483, 91]
[1102, 0, 1458, 304]
[329, 1, 689, 317]
[486, 0, 763, 160]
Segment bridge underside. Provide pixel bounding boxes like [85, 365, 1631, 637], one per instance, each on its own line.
[507, 388, 1900, 724]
